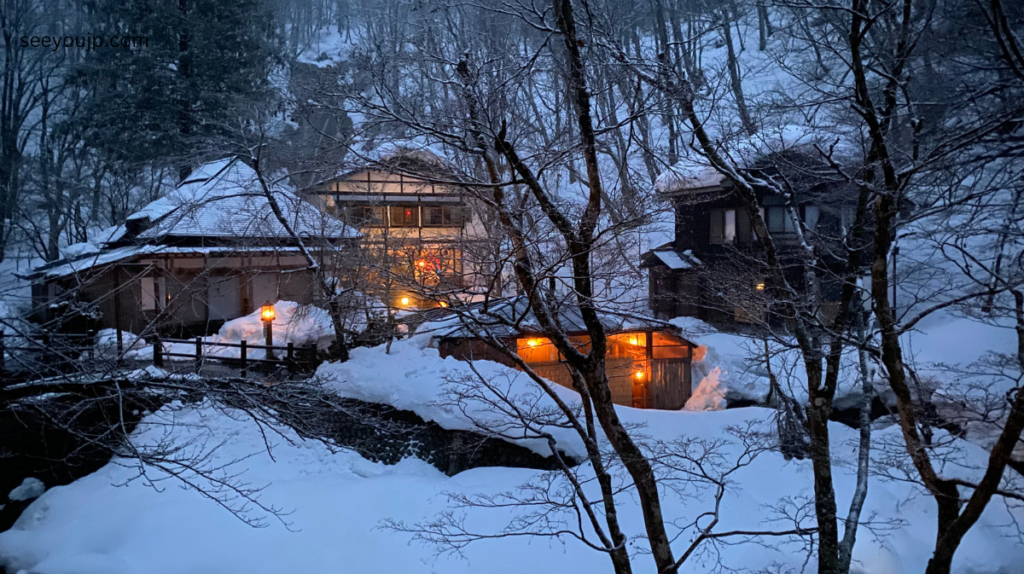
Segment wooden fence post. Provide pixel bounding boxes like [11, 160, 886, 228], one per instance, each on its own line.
[195, 337, 203, 370]
[153, 337, 163, 368]
[305, 344, 316, 370]
[240, 340, 248, 378]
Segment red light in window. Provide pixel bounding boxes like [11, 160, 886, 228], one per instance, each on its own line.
[405, 210, 412, 216]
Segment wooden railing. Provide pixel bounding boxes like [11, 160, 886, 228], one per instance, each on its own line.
[0, 331, 319, 386]
[154, 337, 318, 377]
[0, 330, 96, 379]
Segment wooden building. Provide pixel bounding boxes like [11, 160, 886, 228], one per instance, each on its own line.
[23, 158, 360, 337]
[642, 150, 862, 325]
[304, 150, 493, 309]
[429, 298, 699, 410]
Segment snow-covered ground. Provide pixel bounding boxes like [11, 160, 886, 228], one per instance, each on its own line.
[3, 336, 1023, 574]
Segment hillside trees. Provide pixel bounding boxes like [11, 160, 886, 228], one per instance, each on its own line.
[613, 0, 1024, 572]
[73, 0, 282, 180]
[321, 0, 823, 571]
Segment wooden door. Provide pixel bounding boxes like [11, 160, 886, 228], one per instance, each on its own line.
[649, 359, 692, 410]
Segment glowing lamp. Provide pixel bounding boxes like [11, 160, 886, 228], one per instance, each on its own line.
[417, 260, 426, 267]
[634, 369, 645, 380]
[526, 339, 540, 347]
[439, 301, 448, 308]
[755, 282, 765, 291]
[261, 302, 276, 323]
[400, 296, 411, 306]
[628, 335, 640, 346]
[261, 302, 276, 359]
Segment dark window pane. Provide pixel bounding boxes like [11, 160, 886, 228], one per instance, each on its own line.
[709, 209, 725, 243]
[390, 205, 419, 227]
[736, 208, 751, 243]
[427, 207, 443, 225]
[767, 207, 786, 233]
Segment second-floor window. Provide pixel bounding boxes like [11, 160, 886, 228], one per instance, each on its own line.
[710, 209, 737, 244]
[338, 204, 467, 228]
[424, 206, 464, 227]
[389, 205, 420, 227]
[765, 205, 819, 234]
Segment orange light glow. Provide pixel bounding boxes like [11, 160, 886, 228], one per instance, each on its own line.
[439, 301, 448, 308]
[400, 297, 411, 306]
[634, 370, 645, 380]
[628, 335, 640, 346]
[755, 282, 765, 291]
[417, 260, 426, 267]
[260, 303, 276, 322]
[526, 339, 540, 347]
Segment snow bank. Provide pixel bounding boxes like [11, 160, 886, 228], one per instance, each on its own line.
[684, 367, 727, 411]
[2, 401, 1022, 574]
[315, 334, 587, 458]
[213, 301, 335, 353]
[8, 478, 45, 502]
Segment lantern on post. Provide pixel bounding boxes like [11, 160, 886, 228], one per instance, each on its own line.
[261, 302, 276, 360]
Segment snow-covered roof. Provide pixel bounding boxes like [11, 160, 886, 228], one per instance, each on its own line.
[652, 250, 692, 270]
[640, 245, 702, 270]
[655, 161, 724, 194]
[21, 246, 310, 280]
[654, 127, 828, 195]
[128, 157, 360, 242]
[25, 158, 360, 282]
[421, 296, 690, 341]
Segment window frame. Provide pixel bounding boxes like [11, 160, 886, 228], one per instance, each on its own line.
[423, 206, 465, 228]
[709, 208, 737, 244]
[389, 205, 420, 228]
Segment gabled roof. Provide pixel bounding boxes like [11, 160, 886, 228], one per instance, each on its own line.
[125, 157, 359, 243]
[310, 149, 466, 190]
[19, 246, 311, 281]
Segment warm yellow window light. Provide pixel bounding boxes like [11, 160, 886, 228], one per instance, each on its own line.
[439, 301, 448, 308]
[417, 260, 426, 267]
[755, 282, 766, 291]
[634, 369, 645, 380]
[628, 335, 640, 346]
[526, 338, 541, 347]
[261, 302, 276, 322]
[400, 297, 411, 306]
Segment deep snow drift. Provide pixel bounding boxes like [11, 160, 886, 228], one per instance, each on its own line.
[3, 338, 1023, 574]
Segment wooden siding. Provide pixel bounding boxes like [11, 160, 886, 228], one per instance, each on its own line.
[439, 333, 693, 410]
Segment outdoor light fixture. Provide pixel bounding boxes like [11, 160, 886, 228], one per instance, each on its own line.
[261, 302, 275, 322]
[261, 302, 276, 360]
[400, 296, 411, 306]
[634, 369, 645, 380]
